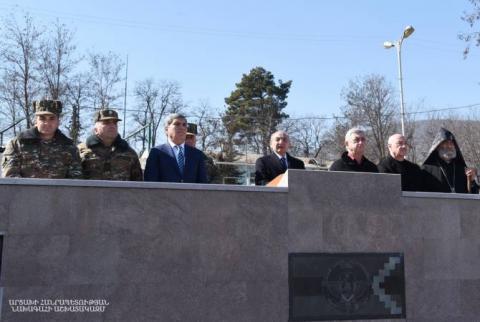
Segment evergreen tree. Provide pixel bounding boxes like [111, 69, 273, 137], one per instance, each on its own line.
[224, 66, 291, 155]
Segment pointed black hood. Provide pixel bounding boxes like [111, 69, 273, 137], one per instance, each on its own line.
[422, 127, 466, 167]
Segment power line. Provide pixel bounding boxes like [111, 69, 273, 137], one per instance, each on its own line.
[406, 102, 480, 115]
[0, 3, 446, 45]
[72, 101, 480, 121]
[1, 2, 469, 57]
[187, 102, 480, 121]
[3, 99, 480, 125]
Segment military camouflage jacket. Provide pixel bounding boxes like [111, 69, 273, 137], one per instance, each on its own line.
[78, 135, 143, 181]
[1, 128, 83, 179]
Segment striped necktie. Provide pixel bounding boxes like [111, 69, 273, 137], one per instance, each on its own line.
[176, 145, 185, 174]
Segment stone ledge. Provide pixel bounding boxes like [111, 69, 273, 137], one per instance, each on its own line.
[0, 177, 287, 193]
[403, 191, 480, 200]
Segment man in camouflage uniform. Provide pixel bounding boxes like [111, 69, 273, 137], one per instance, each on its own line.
[185, 123, 198, 148]
[1, 99, 83, 179]
[78, 109, 142, 181]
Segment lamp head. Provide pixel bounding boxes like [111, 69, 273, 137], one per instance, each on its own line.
[383, 41, 395, 49]
[403, 25, 415, 39]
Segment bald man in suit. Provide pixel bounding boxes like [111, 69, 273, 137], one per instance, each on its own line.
[255, 131, 305, 185]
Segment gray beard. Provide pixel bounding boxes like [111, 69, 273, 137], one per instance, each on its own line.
[438, 148, 456, 163]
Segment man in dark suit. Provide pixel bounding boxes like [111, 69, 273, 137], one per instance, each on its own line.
[144, 113, 208, 183]
[255, 130, 305, 185]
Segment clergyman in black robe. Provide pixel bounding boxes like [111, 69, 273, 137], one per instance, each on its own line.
[421, 128, 478, 194]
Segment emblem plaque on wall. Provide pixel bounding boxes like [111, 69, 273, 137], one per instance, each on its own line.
[289, 253, 405, 321]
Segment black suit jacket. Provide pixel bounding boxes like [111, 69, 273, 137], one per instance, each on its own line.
[144, 143, 208, 183]
[255, 153, 305, 185]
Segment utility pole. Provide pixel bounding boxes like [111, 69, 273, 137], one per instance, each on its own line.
[384, 25, 415, 136]
[123, 54, 129, 138]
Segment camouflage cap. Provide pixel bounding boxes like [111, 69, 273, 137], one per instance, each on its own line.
[187, 123, 198, 136]
[94, 109, 122, 122]
[34, 100, 62, 116]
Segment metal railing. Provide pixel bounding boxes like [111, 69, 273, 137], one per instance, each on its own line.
[0, 118, 26, 147]
[124, 122, 154, 151]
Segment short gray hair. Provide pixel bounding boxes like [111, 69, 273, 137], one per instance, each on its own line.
[345, 127, 365, 142]
[270, 130, 289, 142]
[164, 113, 187, 129]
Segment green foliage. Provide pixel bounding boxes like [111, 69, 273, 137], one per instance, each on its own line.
[223, 66, 291, 155]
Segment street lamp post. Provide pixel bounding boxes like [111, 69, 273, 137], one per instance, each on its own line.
[384, 25, 415, 136]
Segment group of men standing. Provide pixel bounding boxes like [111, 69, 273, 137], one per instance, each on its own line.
[2, 99, 479, 194]
[1, 100, 143, 181]
[328, 127, 478, 194]
[1, 99, 209, 183]
[254, 126, 478, 194]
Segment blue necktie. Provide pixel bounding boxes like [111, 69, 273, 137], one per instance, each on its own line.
[176, 146, 185, 174]
[281, 157, 288, 170]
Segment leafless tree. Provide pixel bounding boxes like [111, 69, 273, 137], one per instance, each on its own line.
[460, 114, 480, 168]
[0, 70, 24, 137]
[0, 13, 43, 128]
[64, 72, 92, 144]
[398, 100, 423, 163]
[88, 51, 124, 109]
[287, 117, 326, 158]
[340, 74, 397, 162]
[133, 79, 184, 150]
[321, 117, 352, 161]
[189, 100, 224, 154]
[132, 78, 159, 153]
[454, 122, 480, 168]
[459, 0, 480, 57]
[38, 20, 79, 100]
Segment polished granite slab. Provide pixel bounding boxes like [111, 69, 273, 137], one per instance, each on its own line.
[289, 252, 405, 321]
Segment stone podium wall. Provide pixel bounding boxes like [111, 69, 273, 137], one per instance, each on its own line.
[0, 171, 479, 321]
[288, 170, 480, 322]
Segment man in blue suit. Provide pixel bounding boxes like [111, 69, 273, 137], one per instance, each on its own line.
[144, 113, 208, 183]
